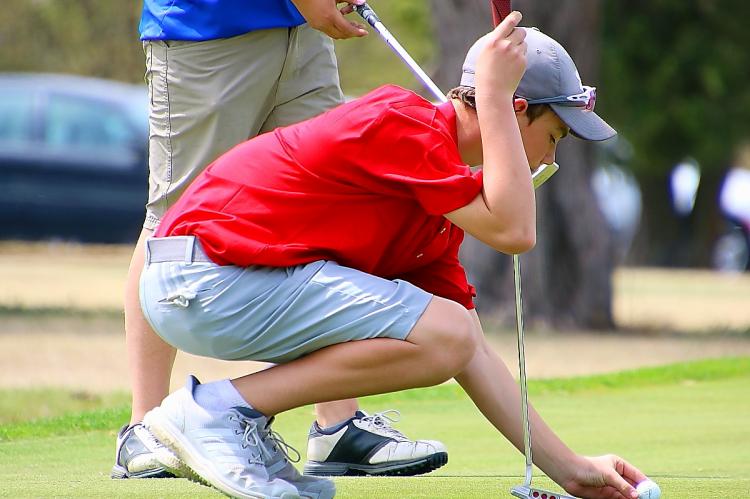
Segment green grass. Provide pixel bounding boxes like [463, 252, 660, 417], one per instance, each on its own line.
[1, 358, 749, 498]
[0, 388, 129, 425]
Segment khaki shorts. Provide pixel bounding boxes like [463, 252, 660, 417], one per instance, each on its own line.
[143, 25, 344, 229]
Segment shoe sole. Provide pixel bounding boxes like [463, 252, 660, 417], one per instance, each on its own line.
[131, 424, 190, 479]
[296, 484, 336, 499]
[303, 451, 448, 477]
[143, 407, 301, 499]
[110, 464, 176, 480]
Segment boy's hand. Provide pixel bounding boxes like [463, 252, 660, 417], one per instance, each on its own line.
[475, 11, 527, 102]
[560, 454, 648, 499]
[291, 0, 369, 39]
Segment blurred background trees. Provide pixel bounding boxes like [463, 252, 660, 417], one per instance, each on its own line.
[0, 1, 143, 82]
[601, 0, 750, 268]
[1, 0, 748, 328]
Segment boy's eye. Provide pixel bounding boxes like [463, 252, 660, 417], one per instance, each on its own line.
[550, 135, 556, 144]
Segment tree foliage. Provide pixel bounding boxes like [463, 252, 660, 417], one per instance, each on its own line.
[601, 1, 750, 265]
[602, 0, 750, 178]
[0, 0, 143, 82]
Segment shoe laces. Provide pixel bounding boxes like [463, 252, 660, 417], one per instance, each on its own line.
[228, 414, 264, 466]
[360, 410, 408, 440]
[263, 427, 301, 464]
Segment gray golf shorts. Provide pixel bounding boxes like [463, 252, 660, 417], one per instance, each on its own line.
[140, 236, 433, 363]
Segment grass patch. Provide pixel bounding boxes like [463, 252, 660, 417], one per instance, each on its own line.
[0, 388, 128, 425]
[1, 358, 749, 497]
[529, 356, 750, 394]
[2, 357, 747, 443]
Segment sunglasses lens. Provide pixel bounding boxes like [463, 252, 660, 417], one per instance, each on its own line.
[585, 88, 596, 111]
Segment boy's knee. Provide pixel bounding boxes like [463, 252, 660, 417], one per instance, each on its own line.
[414, 298, 477, 381]
[441, 302, 477, 371]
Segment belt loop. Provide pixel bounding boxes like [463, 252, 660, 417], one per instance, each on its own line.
[184, 236, 195, 263]
[144, 239, 152, 266]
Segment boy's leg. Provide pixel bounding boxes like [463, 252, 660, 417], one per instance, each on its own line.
[140, 252, 471, 483]
[312, 400, 358, 428]
[144, 295, 474, 493]
[125, 228, 175, 425]
[112, 228, 182, 479]
[140, 252, 473, 495]
[229, 297, 476, 413]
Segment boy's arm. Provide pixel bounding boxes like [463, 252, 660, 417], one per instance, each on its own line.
[457, 310, 646, 498]
[444, 12, 536, 255]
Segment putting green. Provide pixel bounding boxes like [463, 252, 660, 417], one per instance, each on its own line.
[1, 359, 748, 498]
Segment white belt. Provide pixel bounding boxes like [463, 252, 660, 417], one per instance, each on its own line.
[145, 236, 213, 264]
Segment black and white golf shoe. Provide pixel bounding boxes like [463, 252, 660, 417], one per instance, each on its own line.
[111, 423, 181, 479]
[303, 410, 448, 476]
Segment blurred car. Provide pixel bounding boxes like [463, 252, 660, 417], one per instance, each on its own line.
[0, 73, 148, 243]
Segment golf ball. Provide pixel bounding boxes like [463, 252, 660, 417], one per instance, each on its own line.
[636, 479, 661, 499]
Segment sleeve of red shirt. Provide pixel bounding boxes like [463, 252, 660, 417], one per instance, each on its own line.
[346, 100, 482, 215]
[394, 227, 477, 310]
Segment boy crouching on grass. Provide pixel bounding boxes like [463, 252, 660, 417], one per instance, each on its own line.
[140, 13, 648, 499]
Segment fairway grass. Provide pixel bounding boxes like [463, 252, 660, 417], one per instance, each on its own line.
[1, 359, 749, 498]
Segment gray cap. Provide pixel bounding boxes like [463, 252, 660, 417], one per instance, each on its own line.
[460, 27, 616, 141]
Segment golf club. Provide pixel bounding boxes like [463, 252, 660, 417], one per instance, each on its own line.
[354, 4, 572, 498]
[510, 164, 578, 499]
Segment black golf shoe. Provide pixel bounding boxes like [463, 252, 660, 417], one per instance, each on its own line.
[303, 410, 448, 476]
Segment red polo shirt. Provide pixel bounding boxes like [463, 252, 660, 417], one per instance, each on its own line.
[156, 85, 483, 308]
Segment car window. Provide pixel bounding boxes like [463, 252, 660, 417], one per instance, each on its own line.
[0, 89, 34, 144]
[44, 94, 136, 148]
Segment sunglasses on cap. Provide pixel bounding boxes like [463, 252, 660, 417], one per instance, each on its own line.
[520, 86, 597, 112]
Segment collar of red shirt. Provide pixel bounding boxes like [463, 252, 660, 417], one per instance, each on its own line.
[436, 100, 459, 147]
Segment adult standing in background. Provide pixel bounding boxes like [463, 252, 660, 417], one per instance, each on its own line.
[112, 0, 448, 481]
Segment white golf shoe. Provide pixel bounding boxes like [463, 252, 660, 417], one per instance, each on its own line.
[258, 417, 335, 499]
[304, 410, 447, 476]
[143, 375, 300, 499]
[111, 422, 182, 479]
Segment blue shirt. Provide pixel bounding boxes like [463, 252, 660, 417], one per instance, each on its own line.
[140, 0, 306, 41]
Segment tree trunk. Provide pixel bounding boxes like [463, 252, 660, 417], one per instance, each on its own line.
[430, 1, 494, 90]
[432, 0, 616, 329]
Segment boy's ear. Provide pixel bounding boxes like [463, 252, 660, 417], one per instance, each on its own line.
[513, 98, 528, 114]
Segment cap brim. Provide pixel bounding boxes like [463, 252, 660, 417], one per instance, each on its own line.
[551, 104, 617, 141]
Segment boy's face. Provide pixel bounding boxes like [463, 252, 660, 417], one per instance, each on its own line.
[516, 108, 569, 171]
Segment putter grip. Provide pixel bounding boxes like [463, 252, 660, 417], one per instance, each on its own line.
[354, 3, 380, 27]
[491, 0, 512, 26]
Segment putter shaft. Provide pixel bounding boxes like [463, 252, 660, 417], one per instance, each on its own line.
[513, 252, 533, 486]
[514, 163, 563, 495]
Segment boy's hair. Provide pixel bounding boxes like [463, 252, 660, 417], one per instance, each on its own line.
[448, 86, 551, 124]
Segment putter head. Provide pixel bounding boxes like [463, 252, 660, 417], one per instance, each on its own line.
[531, 162, 559, 190]
[511, 485, 578, 499]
